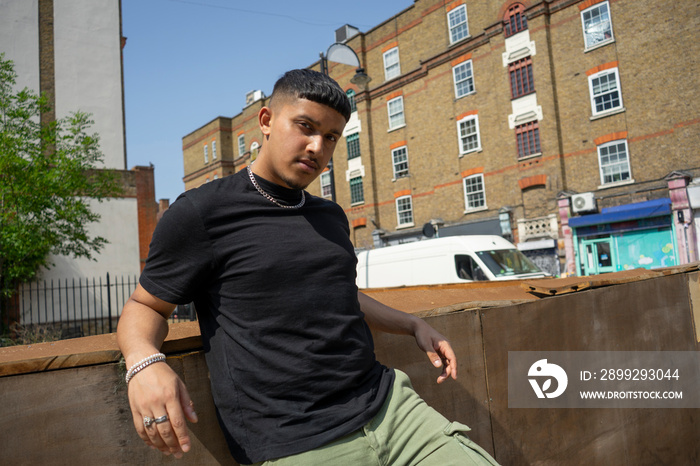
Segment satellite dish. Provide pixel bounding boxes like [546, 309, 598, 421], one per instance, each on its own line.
[422, 223, 436, 238]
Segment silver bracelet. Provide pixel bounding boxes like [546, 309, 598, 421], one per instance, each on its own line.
[125, 353, 166, 384]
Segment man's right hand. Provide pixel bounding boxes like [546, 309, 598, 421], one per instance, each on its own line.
[127, 360, 198, 458]
[117, 284, 198, 458]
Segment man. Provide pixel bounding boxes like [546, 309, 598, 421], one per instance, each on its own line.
[117, 69, 498, 465]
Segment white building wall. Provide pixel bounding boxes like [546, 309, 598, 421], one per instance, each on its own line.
[47, 198, 140, 279]
[0, 0, 40, 93]
[54, 0, 125, 170]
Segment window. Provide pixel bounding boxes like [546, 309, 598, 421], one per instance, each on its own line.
[211, 140, 217, 159]
[509, 57, 534, 99]
[346, 133, 361, 159]
[350, 176, 364, 204]
[383, 47, 401, 80]
[516, 121, 541, 158]
[203, 144, 208, 163]
[453, 60, 475, 98]
[504, 3, 528, 38]
[457, 114, 481, 154]
[320, 171, 332, 198]
[598, 139, 631, 184]
[581, 1, 614, 49]
[463, 174, 486, 211]
[392, 145, 409, 178]
[346, 89, 357, 113]
[237, 134, 245, 157]
[448, 4, 469, 44]
[387, 96, 405, 130]
[396, 195, 414, 226]
[589, 68, 622, 115]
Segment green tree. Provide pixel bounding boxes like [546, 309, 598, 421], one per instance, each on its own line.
[0, 53, 122, 320]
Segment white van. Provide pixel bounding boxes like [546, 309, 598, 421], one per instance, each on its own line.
[356, 235, 548, 289]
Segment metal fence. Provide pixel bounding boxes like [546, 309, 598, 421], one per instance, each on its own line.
[12, 274, 196, 341]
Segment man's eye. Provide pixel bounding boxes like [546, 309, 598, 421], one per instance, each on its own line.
[326, 135, 337, 142]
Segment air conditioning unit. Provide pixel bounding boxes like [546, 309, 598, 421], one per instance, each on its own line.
[335, 24, 359, 43]
[571, 192, 597, 214]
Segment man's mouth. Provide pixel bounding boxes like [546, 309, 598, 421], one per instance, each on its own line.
[297, 159, 319, 172]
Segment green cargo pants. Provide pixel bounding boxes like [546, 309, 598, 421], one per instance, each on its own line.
[252, 369, 500, 465]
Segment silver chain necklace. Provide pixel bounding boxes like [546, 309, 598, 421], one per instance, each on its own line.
[247, 164, 305, 209]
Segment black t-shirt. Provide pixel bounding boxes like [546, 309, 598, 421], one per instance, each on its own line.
[140, 169, 393, 464]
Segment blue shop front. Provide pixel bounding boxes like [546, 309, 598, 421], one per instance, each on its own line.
[569, 198, 678, 276]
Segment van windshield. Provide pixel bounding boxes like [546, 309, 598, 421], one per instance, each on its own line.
[475, 249, 542, 277]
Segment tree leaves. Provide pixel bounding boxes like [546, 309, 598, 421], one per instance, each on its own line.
[0, 53, 122, 297]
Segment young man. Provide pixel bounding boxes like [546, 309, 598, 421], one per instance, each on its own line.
[117, 69, 498, 465]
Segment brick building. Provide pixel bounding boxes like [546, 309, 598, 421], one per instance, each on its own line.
[182, 0, 700, 277]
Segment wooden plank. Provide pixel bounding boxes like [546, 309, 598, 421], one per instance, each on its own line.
[482, 273, 700, 465]
[372, 309, 495, 457]
[0, 350, 235, 465]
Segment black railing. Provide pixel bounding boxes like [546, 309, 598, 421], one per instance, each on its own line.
[10, 274, 197, 342]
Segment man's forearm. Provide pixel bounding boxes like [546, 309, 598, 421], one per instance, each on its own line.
[117, 287, 173, 366]
[358, 291, 420, 336]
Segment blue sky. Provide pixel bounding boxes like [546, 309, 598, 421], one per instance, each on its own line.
[121, 0, 414, 203]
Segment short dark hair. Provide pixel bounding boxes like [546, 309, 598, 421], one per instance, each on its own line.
[270, 69, 351, 122]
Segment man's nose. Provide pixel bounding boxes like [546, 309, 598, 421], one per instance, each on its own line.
[307, 135, 323, 154]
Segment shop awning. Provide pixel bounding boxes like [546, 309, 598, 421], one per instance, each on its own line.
[569, 198, 672, 228]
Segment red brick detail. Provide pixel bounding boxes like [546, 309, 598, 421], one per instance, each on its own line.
[394, 189, 411, 198]
[450, 53, 473, 67]
[579, 0, 607, 11]
[133, 166, 158, 272]
[586, 61, 619, 76]
[447, 1, 464, 13]
[461, 166, 484, 178]
[322, 167, 330, 173]
[237, 130, 245, 136]
[390, 140, 407, 150]
[352, 217, 367, 228]
[457, 110, 478, 121]
[382, 41, 399, 53]
[518, 174, 547, 190]
[386, 90, 403, 101]
[594, 131, 628, 145]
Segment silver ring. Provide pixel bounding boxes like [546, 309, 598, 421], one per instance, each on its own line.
[154, 415, 169, 424]
[143, 416, 154, 428]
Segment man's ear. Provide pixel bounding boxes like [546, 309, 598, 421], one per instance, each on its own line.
[259, 106, 272, 136]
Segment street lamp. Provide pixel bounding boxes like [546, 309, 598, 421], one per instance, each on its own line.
[319, 43, 371, 203]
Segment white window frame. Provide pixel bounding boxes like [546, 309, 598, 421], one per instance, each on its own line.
[203, 144, 208, 163]
[457, 114, 481, 155]
[597, 139, 632, 185]
[588, 68, 623, 116]
[453, 60, 475, 99]
[387, 96, 405, 131]
[237, 134, 245, 157]
[448, 4, 469, 44]
[383, 47, 401, 81]
[395, 195, 414, 227]
[391, 145, 409, 179]
[320, 171, 332, 198]
[581, 1, 614, 50]
[211, 140, 217, 159]
[463, 173, 486, 212]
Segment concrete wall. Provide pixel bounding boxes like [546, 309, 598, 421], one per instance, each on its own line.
[0, 0, 40, 93]
[53, 0, 126, 170]
[1, 266, 698, 464]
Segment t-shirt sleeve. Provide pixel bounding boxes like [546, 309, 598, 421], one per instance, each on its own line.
[139, 195, 214, 304]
